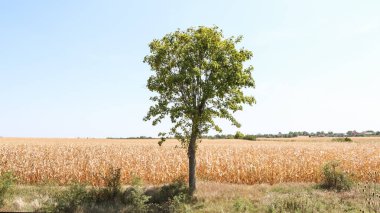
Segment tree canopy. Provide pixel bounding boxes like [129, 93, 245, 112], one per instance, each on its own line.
[143, 26, 255, 194]
[144, 26, 255, 143]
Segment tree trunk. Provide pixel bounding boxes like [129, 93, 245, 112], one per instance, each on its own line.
[188, 133, 197, 196]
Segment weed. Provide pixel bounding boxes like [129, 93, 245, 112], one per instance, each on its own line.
[167, 193, 192, 213]
[42, 183, 89, 212]
[358, 171, 380, 212]
[319, 161, 353, 191]
[0, 172, 15, 207]
[40, 167, 124, 212]
[122, 177, 150, 212]
[233, 198, 256, 212]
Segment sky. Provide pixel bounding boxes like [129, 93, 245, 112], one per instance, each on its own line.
[0, 0, 379, 138]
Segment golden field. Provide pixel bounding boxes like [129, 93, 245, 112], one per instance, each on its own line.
[0, 137, 379, 186]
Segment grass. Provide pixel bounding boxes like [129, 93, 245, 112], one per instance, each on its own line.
[0, 172, 15, 207]
[196, 182, 380, 212]
[2, 181, 378, 212]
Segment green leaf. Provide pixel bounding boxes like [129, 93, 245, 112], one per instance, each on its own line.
[144, 26, 255, 147]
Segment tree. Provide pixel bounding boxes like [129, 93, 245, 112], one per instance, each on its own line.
[143, 26, 255, 195]
[234, 131, 245, 139]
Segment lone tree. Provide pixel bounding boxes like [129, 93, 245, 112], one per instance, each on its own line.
[143, 26, 255, 195]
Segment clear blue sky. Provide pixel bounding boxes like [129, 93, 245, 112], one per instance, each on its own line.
[1, 0, 379, 138]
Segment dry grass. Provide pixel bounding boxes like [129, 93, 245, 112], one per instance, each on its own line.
[0, 137, 379, 185]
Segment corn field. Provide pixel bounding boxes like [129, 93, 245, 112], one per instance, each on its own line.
[0, 137, 379, 185]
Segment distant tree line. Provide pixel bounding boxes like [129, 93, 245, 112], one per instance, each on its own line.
[202, 131, 256, 140]
[106, 136, 153, 139]
[203, 130, 380, 139]
[106, 130, 380, 140]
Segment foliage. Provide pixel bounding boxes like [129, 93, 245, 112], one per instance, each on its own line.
[234, 131, 244, 139]
[243, 134, 256, 141]
[148, 178, 189, 204]
[122, 187, 150, 212]
[319, 161, 354, 191]
[107, 136, 153, 139]
[122, 176, 150, 212]
[143, 25, 255, 145]
[122, 177, 191, 213]
[167, 193, 192, 213]
[232, 132, 256, 141]
[41, 168, 124, 212]
[332, 137, 353, 142]
[42, 183, 89, 212]
[131, 175, 144, 187]
[144, 25, 255, 194]
[38, 172, 192, 213]
[0, 172, 15, 207]
[203, 134, 234, 139]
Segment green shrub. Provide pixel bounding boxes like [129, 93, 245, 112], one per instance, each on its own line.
[332, 137, 352, 142]
[0, 172, 15, 207]
[122, 184, 150, 212]
[40, 174, 192, 213]
[319, 161, 353, 191]
[44, 183, 90, 212]
[143, 178, 191, 212]
[234, 131, 245, 139]
[131, 175, 143, 186]
[167, 193, 192, 213]
[121, 176, 151, 212]
[243, 135, 256, 141]
[147, 178, 189, 204]
[41, 167, 124, 212]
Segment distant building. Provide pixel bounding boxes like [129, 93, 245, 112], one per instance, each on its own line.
[362, 130, 375, 136]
